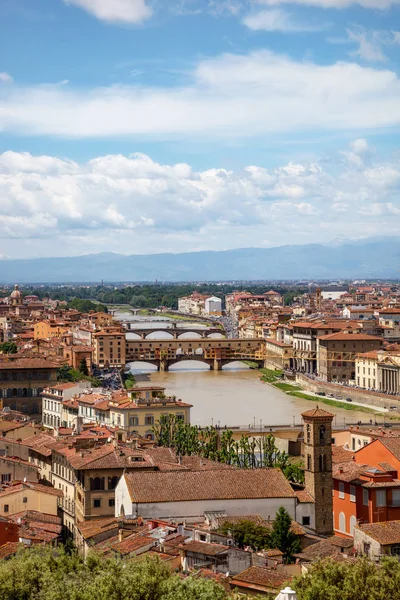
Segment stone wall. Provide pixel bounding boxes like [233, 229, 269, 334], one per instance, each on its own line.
[296, 374, 400, 411]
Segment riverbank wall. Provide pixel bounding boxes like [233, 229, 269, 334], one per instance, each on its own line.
[295, 374, 400, 411]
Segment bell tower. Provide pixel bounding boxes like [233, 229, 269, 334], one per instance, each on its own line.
[302, 406, 334, 536]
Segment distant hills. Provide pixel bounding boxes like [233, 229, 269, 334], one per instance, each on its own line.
[0, 237, 399, 283]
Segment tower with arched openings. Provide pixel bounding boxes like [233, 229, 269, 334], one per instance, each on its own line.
[302, 406, 334, 535]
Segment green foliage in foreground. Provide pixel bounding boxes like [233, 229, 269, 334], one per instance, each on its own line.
[218, 508, 300, 562]
[0, 341, 18, 354]
[259, 368, 283, 383]
[0, 546, 228, 600]
[57, 364, 101, 388]
[293, 556, 400, 600]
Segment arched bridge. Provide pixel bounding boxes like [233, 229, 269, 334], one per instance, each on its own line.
[127, 325, 225, 339]
[125, 338, 265, 371]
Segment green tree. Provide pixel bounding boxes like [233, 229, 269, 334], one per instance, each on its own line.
[0, 341, 18, 354]
[293, 556, 400, 600]
[0, 545, 229, 600]
[270, 506, 301, 564]
[79, 358, 89, 376]
[218, 520, 271, 552]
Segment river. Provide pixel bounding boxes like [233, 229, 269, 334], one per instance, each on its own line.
[114, 312, 381, 429]
[131, 362, 380, 429]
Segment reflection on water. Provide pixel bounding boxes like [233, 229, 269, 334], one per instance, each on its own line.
[130, 361, 379, 429]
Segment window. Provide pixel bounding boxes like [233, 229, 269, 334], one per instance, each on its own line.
[319, 425, 326, 444]
[307, 455, 311, 470]
[363, 542, 371, 556]
[4, 504, 9, 513]
[199, 534, 207, 542]
[129, 416, 139, 426]
[93, 499, 101, 508]
[339, 512, 346, 533]
[392, 490, 400, 507]
[23, 496, 28, 503]
[145, 415, 154, 426]
[302, 516, 310, 526]
[350, 515, 357, 536]
[391, 545, 400, 556]
[352, 438, 356, 450]
[306, 424, 311, 444]
[319, 454, 326, 472]
[109, 498, 115, 507]
[350, 485, 356, 502]
[1, 474, 11, 483]
[339, 482, 345, 499]
[376, 490, 386, 507]
[108, 476, 119, 490]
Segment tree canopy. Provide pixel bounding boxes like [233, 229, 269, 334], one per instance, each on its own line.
[0, 546, 229, 600]
[0, 341, 18, 354]
[293, 555, 400, 600]
[218, 520, 271, 552]
[270, 507, 301, 564]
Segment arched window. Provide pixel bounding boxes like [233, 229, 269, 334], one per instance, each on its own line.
[12, 388, 17, 397]
[319, 454, 326, 472]
[319, 425, 326, 443]
[339, 512, 346, 533]
[108, 476, 119, 490]
[90, 477, 105, 491]
[306, 424, 311, 444]
[350, 515, 357, 536]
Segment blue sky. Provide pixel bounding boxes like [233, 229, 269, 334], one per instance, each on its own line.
[0, 0, 400, 259]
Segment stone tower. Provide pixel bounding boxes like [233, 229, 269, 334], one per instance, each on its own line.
[302, 406, 334, 536]
[315, 287, 322, 311]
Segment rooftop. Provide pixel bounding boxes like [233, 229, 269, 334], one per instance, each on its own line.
[124, 468, 295, 504]
[355, 521, 400, 545]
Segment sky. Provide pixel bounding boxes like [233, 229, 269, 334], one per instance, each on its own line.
[0, 0, 400, 259]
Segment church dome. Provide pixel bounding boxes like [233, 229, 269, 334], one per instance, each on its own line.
[10, 284, 22, 299]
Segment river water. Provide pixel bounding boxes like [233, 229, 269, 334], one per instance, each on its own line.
[131, 362, 378, 429]
[114, 312, 379, 429]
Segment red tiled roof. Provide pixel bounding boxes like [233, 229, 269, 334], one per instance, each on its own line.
[318, 332, 382, 341]
[124, 468, 295, 503]
[0, 542, 20, 559]
[179, 540, 229, 556]
[231, 566, 289, 592]
[302, 407, 334, 419]
[0, 481, 63, 498]
[355, 521, 400, 545]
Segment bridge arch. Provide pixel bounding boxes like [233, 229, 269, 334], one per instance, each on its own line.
[168, 358, 211, 371]
[145, 331, 174, 339]
[177, 331, 202, 339]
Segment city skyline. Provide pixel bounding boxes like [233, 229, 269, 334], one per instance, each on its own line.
[1, 0, 400, 258]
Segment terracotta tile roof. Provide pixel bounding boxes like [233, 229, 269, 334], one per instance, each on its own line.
[231, 566, 289, 592]
[0, 542, 20, 559]
[21, 433, 59, 457]
[114, 535, 155, 555]
[332, 445, 355, 465]
[56, 444, 153, 470]
[10, 510, 61, 525]
[295, 490, 315, 503]
[0, 357, 59, 369]
[379, 438, 400, 460]
[355, 521, 400, 545]
[0, 421, 26, 433]
[265, 548, 284, 557]
[76, 517, 119, 540]
[301, 407, 334, 419]
[0, 456, 40, 469]
[318, 332, 382, 342]
[0, 481, 63, 498]
[295, 536, 353, 561]
[179, 540, 229, 556]
[124, 468, 295, 503]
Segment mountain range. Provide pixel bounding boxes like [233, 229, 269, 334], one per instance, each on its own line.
[0, 237, 399, 283]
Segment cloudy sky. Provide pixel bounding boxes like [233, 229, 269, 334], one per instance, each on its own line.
[1, 0, 400, 259]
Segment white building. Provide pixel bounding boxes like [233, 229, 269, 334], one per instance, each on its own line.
[115, 468, 297, 522]
[42, 382, 90, 430]
[204, 296, 222, 316]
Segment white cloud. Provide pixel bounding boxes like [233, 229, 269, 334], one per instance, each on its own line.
[243, 8, 325, 32]
[1, 145, 400, 258]
[1, 50, 400, 139]
[63, 0, 152, 23]
[0, 72, 13, 84]
[258, 0, 400, 8]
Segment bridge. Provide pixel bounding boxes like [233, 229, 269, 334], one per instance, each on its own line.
[126, 324, 225, 339]
[125, 338, 265, 371]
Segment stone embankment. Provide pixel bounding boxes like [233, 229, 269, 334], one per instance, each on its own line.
[296, 374, 400, 412]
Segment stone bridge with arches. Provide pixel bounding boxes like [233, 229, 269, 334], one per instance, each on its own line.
[127, 325, 225, 339]
[125, 337, 265, 371]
